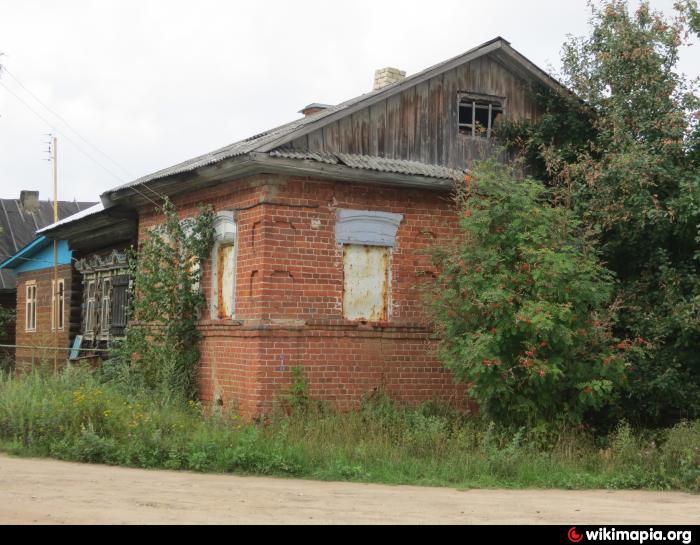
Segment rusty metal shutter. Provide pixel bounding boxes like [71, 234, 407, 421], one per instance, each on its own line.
[217, 243, 236, 319]
[342, 245, 389, 321]
[110, 275, 129, 337]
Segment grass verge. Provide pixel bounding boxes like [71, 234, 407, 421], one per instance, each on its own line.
[0, 367, 698, 492]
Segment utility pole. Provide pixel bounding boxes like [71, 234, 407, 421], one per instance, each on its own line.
[52, 136, 58, 372]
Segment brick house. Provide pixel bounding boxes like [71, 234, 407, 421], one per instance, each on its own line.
[40, 37, 565, 417]
[0, 237, 77, 365]
[0, 191, 95, 363]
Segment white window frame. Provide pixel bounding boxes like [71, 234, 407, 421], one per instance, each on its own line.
[210, 211, 237, 320]
[25, 281, 37, 332]
[51, 278, 65, 331]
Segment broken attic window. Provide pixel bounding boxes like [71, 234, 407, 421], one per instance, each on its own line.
[458, 94, 504, 138]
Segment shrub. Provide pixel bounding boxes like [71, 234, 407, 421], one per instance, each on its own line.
[498, 1, 700, 426]
[430, 162, 632, 428]
[659, 421, 700, 490]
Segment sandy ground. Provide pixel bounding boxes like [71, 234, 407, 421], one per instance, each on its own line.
[0, 454, 697, 525]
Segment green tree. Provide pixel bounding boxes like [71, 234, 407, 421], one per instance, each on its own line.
[111, 199, 215, 400]
[500, 1, 700, 426]
[431, 162, 630, 428]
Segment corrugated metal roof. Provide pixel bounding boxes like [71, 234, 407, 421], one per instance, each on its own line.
[335, 153, 463, 180]
[36, 203, 105, 235]
[105, 37, 557, 197]
[269, 149, 341, 165]
[269, 149, 464, 180]
[106, 116, 315, 192]
[0, 198, 96, 290]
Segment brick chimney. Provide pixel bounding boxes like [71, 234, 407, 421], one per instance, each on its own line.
[20, 190, 40, 214]
[373, 67, 406, 90]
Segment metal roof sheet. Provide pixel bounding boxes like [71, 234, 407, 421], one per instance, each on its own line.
[36, 203, 105, 235]
[269, 149, 463, 180]
[0, 198, 96, 290]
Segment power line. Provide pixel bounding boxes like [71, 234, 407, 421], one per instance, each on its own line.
[0, 65, 170, 209]
[0, 79, 126, 183]
[1, 66, 134, 180]
[0, 79, 163, 209]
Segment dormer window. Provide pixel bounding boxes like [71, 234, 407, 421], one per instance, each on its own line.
[458, 94, 504, 138]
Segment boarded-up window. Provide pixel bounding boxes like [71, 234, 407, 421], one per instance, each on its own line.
[336, 209, 402, 323]
[217, 243, 236, 319]
[211, 211, 237, 320]
[110, 275, 129, 337]
[343, 245, 389, 321]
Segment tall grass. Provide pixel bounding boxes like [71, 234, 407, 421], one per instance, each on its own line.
[0, 367, 698, 491]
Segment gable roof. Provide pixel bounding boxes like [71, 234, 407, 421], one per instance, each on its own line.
[0, 198, 96, 290]
[103, 37, 563, 200]
[41, 37, 564, 241]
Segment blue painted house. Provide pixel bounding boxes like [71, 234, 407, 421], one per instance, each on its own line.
[0, 235, 80, 363]
[0, 191, 96, 361]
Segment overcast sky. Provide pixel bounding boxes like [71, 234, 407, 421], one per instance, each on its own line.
[1, 0, 698, 203]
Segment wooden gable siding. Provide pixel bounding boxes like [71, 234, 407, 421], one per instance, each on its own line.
[290, 54, 540, 170]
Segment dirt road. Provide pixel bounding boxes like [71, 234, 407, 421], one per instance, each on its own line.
[0, 454, 697, 524]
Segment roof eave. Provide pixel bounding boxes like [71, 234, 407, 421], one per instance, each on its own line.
[250, 153, 457, 190]
[0, 235, 49, 271]
[105, 153, 457, 209]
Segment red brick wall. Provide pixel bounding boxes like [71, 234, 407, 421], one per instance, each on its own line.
[15, 265, 75, 368]
[139, 174, 467, 417]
